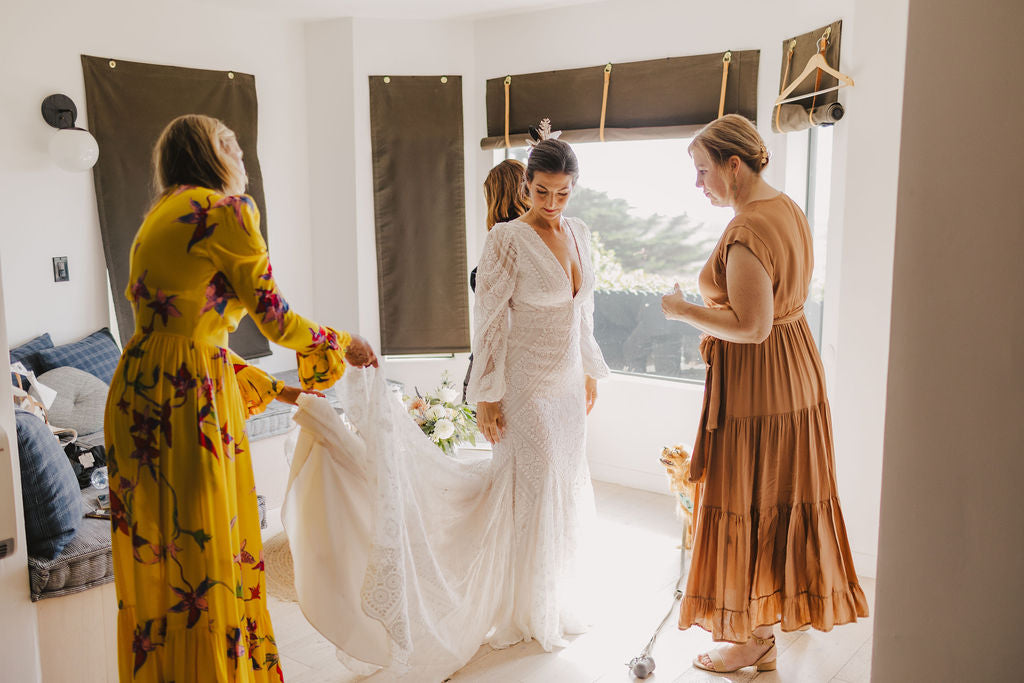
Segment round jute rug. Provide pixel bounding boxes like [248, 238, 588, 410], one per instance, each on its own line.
[262, 531, 298, 603]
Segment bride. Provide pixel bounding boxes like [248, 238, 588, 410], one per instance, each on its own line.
[283, 125, 608, 680]
[468, 128, 609, 649]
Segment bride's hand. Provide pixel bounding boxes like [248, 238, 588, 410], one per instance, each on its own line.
[584, 376, 598, 414]
[276, 385, 325, 405]
[476, 401, 505, 444]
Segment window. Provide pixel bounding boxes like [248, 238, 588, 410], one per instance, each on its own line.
[783, 126, 833, 349]
[494, 129, 833, 381]
[496, 140, 724, 381]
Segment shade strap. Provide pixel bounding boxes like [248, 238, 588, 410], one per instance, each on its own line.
[503, 75, 511, 148]
[718, 51, 732, 118]
[599, 63, 612, 142]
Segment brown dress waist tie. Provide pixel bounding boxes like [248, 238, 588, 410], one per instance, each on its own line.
[689, 306, 805, 483]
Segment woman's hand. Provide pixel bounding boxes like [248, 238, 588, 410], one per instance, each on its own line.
[476, 401, 505, 445]
[661, 283, 689, 321]
[584, 375, 598, 414]
[345, 334, 379, 368]
[276, 385, 325, 405]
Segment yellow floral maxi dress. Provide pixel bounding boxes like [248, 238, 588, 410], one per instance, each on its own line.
[104, 186, 350, 682]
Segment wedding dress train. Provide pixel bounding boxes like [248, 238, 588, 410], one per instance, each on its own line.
[283, 368, 594, 680]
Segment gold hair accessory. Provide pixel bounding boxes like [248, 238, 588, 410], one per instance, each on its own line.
[759, 144, 769, 166]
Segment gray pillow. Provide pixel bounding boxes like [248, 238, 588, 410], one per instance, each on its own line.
[38, 366, 109, 436]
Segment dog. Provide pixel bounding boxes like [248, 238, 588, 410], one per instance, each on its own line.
[659, 444, 699, 549]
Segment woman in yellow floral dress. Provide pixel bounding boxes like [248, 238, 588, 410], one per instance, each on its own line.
[104, 114, 377, 682]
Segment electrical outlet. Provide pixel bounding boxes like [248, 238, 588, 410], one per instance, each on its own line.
[52, 256, 69, 282]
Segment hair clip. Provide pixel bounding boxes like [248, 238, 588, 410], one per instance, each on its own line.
[526, 118, 562, 148]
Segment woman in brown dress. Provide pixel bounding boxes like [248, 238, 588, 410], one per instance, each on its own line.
[661, 114, 868, 673]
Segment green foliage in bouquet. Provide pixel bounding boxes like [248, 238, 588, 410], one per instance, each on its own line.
[404, 372, 478, 455]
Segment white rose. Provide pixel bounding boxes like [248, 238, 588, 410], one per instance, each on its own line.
[439, 385, 460, 404]
[433, 418, 456, 440]
[427, 405, 447, 421]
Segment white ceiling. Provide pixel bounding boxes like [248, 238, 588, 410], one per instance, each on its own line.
[198, 0, 598, 21]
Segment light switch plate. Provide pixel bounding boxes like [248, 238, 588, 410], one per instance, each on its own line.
[52, 256, 69, 282]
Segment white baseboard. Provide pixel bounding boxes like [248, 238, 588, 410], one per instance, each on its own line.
[852, 551, 877, 579]
[588, 461, 673, 496]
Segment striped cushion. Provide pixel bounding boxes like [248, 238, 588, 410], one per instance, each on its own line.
[28, 488, 113, 601]
[35, 328, 121, 385]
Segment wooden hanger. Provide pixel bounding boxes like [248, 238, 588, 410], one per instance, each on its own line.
[774, 32, 854, 106]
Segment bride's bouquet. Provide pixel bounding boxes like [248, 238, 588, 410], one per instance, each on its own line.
[404, 372, 477, 455]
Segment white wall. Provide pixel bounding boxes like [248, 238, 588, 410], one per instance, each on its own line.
[305, 18, 362, 334]
[872, 0, 1024, 679]
[824, 0, 908, 579]
[0, 0, 315, 373]
[0, 263, 42, 683]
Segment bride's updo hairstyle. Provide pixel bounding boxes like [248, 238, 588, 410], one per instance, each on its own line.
[689, 113, 770, 174]
[152, 114, 247, 198]
[525, 138, 580, 185]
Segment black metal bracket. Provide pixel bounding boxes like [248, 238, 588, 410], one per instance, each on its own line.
[41, 93, 77, 130]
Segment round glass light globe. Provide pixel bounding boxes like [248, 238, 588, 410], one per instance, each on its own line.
[49, 128, 99, 171]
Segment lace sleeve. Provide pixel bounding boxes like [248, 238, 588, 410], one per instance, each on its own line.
[466, 226, 517, 403]
[576, 220, 610, 379]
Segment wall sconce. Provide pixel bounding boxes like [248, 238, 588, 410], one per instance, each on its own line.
[41, 94, 99, 172]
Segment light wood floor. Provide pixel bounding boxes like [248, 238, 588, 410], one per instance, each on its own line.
[264, 481, 874, 683]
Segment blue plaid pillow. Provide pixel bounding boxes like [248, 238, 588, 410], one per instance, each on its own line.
[16, 409, 84, 560]
[35, 328, 121, 385]
[9, 333, 54, 375]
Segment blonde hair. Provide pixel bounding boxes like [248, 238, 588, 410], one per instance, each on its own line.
[152, 114, 247, 197]
[689, 113, 769, 173]
[483, 159, 531, 230]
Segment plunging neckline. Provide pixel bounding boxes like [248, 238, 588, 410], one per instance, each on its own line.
[513, 217, 584, 300]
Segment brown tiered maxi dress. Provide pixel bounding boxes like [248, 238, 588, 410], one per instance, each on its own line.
[679, 193, 869, 643]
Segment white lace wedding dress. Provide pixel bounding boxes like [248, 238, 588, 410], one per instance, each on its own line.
[465, 217, 610, 647]
[282, 217, 609, 681]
